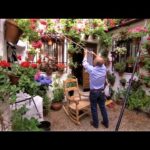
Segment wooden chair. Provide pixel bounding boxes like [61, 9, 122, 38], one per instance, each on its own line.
[63, 78, 90, 125]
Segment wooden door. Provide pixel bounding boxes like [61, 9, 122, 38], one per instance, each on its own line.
[82, 42, 97, 91]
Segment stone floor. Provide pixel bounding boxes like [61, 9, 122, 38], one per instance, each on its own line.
[47, 104, 150, 131]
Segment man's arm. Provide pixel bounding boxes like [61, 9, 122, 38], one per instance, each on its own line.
[82, 49, 93, 74]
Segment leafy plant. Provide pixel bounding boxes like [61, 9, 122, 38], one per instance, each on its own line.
[114, 62, 126, 73]
[143, 57, 150, 72]
[130, 79, 142, 91]
[107, 72, 116, 86]
[53, 88, 64, 102]
[127, 57, 135, 65]
[143, 76, 150, 87]
[127, 88, 146, 110]
[120, 78, 126, 86]
[11, 106, 42, 131]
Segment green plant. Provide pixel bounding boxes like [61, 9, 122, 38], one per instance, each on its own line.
[120, 78, 126, 86]
[143, 76, 150, 87]
[143, 57, 150, 72]
[18, 75, 39, 96]
[11, 106, 42, 131]
[15, 19, 40, 42]
[127, 88, 146, 110]
[130, 79, 142, 91]
[69, 58, 78, 68]
[115, 88, 127, 103]
[127, 57, 135, 65]
[53, 88, 64, 102]
[68, 44, 78, 54]
[107, 72, 116, 86]
[114, 62, 126, 73]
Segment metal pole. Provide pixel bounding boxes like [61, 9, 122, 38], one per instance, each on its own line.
[115, 44, 141, 131]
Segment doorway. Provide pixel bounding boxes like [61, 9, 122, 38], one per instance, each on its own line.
[72, 42, 97, 91]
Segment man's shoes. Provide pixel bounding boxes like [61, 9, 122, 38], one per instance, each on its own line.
[90, 121, 99, 128]
[101, 121, 109, 128]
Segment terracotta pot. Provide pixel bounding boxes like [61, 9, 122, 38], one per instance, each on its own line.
[28, 53, 35, 61]
[84, 35, 89, 40]
[5, 20, 23, 44]
[8, 74, 19, 85]
[128, 64, 133, 67]
[118, 72, 124, 76]
[51, 102, 62, 111]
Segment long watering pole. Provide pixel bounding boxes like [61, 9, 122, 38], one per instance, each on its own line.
[115, 45, 141, 131]
[55, 32, 96, 55]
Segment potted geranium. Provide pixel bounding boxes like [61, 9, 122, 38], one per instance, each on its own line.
[27, 48, 37, 61]
[128, 26, 148, 43]
[56, 63, 66, 74]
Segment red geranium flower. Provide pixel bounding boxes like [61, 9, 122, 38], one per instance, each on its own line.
[17, 55, 22, 60]
[30, 23, 36, 30]
[32, 40, 42, 49]
[37, 58, 41, 64]
[40, 20, 47, 26]
[147, 36, 150, 40]
[0, 60, 11, 68]
[56, 63, 66, 69]
[30, 63, 37, 69]
[21, 61, 30, 68]
[30, 19, 37, 23]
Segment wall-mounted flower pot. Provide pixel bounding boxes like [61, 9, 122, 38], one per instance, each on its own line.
[37, 121, 51, 131]
[5, 20, 23, 45]
[28, 53, 35, 61]
[8, 74, 19, 85]
[51, 102, 62, 111]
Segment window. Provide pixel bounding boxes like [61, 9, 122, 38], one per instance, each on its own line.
[114, 39, 139, 73]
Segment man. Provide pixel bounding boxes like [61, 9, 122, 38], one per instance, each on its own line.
[82, 49, 109, 128]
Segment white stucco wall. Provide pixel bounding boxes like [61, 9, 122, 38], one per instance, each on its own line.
[0, 19, 7, 60]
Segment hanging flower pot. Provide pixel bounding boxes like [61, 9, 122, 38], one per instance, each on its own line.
[132, 37, 141, 44]
[28, 53, 35, 61]
[84, 34, 89, 40]
[5, 20, 23, 44]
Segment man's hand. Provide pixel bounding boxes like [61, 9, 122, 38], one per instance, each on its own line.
[91, 51, 97, 57]
[84, 49, 88, 56]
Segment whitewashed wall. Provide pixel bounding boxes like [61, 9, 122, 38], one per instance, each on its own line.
[0, 19, 7, 60]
